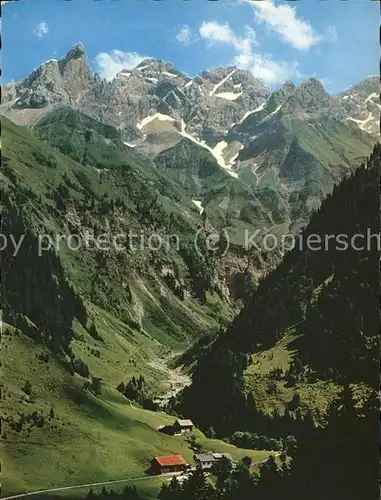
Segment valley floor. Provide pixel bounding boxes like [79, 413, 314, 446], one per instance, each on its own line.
[148, 354, 191, 407]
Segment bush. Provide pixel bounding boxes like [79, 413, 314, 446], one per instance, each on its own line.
[37, 352, 50, 363]
[117, 375, 156, 409]
[266, 380, 278, 394]
[32, 151, 57, 168]
[287, 392, 301, 411]
[230, 431, 281, 451]
[187, 434, 203, 453]
[205, 426, 216, 439]
[282, 435, 298, 456]
[71, 358, 90, 378]
[89, 323, 103, 342]
[21, 380, 33, 396]
[85, 377, 102, 396]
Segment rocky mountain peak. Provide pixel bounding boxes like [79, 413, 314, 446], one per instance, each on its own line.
[198, 66, 237, 83]
[2, 43, 378, 145]
[339, 76, 380, 135]
[280, 80, 296, 93]
[277, 77, 332, 115]
[59, 42, 90, 75]
[63, 42, 86, 61]
[298, 77, 328, 95]
[344, 75, 379, 95]
[6, 42, 93, 111]
[134, 58, 181, 75]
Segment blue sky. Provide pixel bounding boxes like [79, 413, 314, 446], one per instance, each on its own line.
[3, 0, 379, 92]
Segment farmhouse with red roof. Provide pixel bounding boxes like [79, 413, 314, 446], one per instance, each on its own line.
[151, 454, 189, 474]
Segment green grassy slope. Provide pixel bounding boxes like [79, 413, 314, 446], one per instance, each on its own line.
[2, 114, 232, 349]
[2, 322, 270, 497]
[32, 106, 192, 207]
[243, 332, 343, 421]
[2, 114, 273, 498]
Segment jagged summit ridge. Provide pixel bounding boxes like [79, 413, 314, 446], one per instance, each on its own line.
[63, 42, 86, 60]
[4, 42, 94, 111]
[1, 42, 379, 144]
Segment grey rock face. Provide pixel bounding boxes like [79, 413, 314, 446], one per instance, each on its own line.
[5, 43, 95, 111]
[2, 44, 378, 143]
[226, 76, 377, 232]
[1, 46, 269, 148]
[1, 44, 377, 250]
[1, 44, 378, 207]
[338, 76, 380, 135]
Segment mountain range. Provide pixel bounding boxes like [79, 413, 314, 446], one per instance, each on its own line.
[2, 43, 379, 236]
[1, 42, 379, 499]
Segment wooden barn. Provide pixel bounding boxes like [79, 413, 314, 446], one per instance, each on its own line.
[173, 419, 194, 434]
[151, 454, 189, 474]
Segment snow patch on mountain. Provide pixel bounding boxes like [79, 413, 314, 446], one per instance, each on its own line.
[346, 112, 374, 131]
[162, 71, 178, 78]
[251, 162, 262, 183]
[213, 141, 243, 168]
[213, 141, 229, 159]
[180, 124, 238, 178]
[209, 69, 237, 97]
[239, 101, 267, 123]
[211, 141, 240, 177]
[215, 92, 242, 101]
[137, 113, 175, 130]
[365, 92, 378, 103]
[259, 105, 282, 124]
[192, 200, 204, 214]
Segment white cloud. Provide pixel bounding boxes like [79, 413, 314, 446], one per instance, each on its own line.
[176, 25, 193, 45]
[95, 50, 146, 81]
[246, 0, 321, 50]
[237, 53, 303, 85]
[199, 20, 303, 85]
[34, 22, 49, 40]
[200, 21, 238, 45]
[200, 21, 257, 53]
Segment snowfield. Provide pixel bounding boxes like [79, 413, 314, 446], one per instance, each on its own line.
[180, 123, 239, 178]
[136, 113, 175, 130]
[192, 200, 204, 214]
[215, 92, 242, 101]
[346, 112, 374, 131]
[162, 71, 178, 78]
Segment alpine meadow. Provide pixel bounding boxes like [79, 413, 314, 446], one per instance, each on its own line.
[1, 1, 380, 499]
